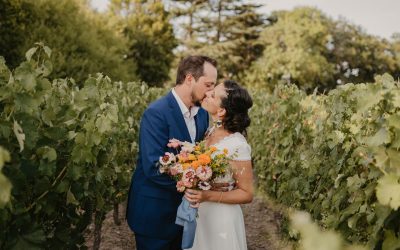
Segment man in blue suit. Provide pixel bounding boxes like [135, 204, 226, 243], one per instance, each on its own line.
[127, 56, 218, 250]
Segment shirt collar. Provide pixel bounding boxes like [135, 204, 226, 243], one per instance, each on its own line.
[172, 88, 199, 119]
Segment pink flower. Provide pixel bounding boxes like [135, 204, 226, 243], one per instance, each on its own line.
[183, 180, 194, 188]
[177, 151, 188, 162]
[167, 138, 182, 148]
[196, 166, 212, 181]
[170, 164, 183, 176]
[176, 181, 186, 192]
[183, 168, 196, 181]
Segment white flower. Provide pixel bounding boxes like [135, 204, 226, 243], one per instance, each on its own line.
[196, 166, 212, 181]
[159, 152, 176, 166]
[159, 166, 169, 174]
[198, 181, 211, 190]
[181, 141, 195, 153]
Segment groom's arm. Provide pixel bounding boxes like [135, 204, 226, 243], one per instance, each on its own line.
[138, 107, 177, 190]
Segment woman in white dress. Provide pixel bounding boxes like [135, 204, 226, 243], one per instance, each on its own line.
[184, 80, 254, 250]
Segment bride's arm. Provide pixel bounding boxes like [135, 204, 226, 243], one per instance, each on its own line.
[185, 160, 254, 204]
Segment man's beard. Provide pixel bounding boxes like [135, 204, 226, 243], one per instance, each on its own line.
[191, 92, 202, 107]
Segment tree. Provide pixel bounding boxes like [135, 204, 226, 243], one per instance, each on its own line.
[244, 7, 400, 92]
[171, 0, 268, 79]
[392, 32, 400, 71]
[204, 1, 268, 78]
[169, 0, 208, 48]
[110, 0, 177, 87]
[0, 0, 137, 83]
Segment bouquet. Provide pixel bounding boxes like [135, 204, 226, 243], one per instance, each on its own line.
[158, 139, 232, 192]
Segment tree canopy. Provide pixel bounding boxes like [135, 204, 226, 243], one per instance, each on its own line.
[0, 2, 399, 90]
[0, 0, 138, 83]
[244, 7, 400, 92]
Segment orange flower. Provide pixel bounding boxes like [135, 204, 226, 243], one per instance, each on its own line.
[182, 163, 191, 170]
[191, 161, 200, 169]
[210, 146, 217, 152]
[195, 146, 201, 151]
[198, 154, 211, 165]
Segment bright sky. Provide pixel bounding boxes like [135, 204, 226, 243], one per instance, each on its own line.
[90, 0, 400, 39]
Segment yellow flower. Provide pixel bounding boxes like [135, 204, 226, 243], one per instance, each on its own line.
[188, 154, 196, 161]
[178, 155, 187, 163]
[223, 149, 228, 155]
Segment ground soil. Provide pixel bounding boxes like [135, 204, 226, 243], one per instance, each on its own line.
[85, 196, 292, 250]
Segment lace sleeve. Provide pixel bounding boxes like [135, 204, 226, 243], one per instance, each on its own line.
[232, 142, 252, 161]
[216, 132, 252, 161]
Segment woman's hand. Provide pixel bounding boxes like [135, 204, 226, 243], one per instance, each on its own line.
[184, 189, 208, 207]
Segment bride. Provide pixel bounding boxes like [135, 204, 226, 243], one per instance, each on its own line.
[184, 80, 254, 250]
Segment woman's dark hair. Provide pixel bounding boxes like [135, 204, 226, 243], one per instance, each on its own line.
[176, 55, 217, 85]
[220, 80, 253, 134]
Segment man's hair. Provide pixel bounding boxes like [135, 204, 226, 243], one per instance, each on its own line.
[176, 55, 217, 85]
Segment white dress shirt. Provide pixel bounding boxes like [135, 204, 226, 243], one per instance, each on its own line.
[172, 88, 199, 143]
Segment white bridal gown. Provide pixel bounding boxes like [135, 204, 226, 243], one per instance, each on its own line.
[187, 132, 251, 250]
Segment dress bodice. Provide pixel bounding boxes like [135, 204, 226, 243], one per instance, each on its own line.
[211, 132, 252, 184]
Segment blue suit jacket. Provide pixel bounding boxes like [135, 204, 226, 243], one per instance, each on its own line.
[126, 91, 209, 240]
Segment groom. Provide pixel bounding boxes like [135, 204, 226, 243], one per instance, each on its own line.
[126, 55, 218, 250]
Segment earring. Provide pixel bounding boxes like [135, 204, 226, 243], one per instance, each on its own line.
[214, 119, 223, 128]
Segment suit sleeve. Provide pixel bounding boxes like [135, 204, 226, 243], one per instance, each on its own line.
[138, 107, 177, 190]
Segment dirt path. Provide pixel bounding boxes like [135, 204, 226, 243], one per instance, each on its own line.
[85, 196, 292, 250]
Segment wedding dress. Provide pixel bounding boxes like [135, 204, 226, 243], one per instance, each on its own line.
[186, 132, 251, 250]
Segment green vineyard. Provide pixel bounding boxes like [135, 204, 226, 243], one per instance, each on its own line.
[1, 44, 399, 249]
[250, 77, 400, 249]
[0, 44, 163, 249]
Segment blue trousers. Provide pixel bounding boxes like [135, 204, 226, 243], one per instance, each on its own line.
[135, 233, 182, 250]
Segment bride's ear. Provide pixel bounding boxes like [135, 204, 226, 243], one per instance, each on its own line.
[217, 108, 226, 118]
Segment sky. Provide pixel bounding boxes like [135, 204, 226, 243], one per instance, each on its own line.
[90, 0, 400, 40]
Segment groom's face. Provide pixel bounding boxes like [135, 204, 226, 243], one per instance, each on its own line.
[191, 62, 217, 107]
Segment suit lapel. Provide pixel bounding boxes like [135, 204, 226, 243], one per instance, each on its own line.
[194, 114, 200, 142]
[167, 91, 192, 142]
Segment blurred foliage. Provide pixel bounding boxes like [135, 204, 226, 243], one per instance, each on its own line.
[0, 0, 137, 83]
[244, 7, 400, 93]
[290, 211, 367, 250]
[0, 146, 11, 209]
[109, 0, 177, 87]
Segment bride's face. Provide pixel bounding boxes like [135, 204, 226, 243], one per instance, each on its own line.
[201, 83, 227, 117]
